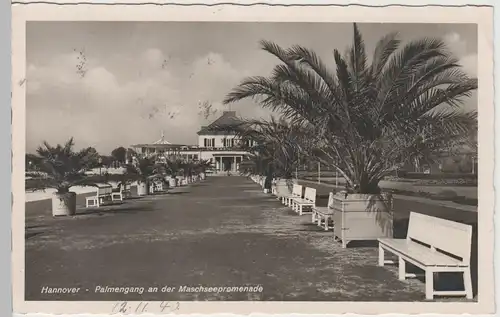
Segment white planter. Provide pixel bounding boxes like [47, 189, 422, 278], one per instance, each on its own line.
[137, 182, 148, 196]
[275, 178, 297, 198]
[51, 192, 77, 217]
[168, 178, 177, 187]
[332, 193, 394, 248]
[200, 172, 206, 180]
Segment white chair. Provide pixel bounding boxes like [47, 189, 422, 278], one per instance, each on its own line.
[291, 187, 317, 215]
[86, 184, 113, 208]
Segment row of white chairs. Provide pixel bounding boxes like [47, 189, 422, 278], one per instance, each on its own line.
[249, 175, 334, 229]
[86, 175, 203, 208]
[85, 183, 132, 208]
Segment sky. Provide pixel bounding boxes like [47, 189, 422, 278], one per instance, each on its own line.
[26, 22, 478, 154]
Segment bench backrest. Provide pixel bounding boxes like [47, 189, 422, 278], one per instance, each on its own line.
[119, 182, 131, 192]
[407, 212, 472, 264]
[292, 184, 303, 197]
[97, 185, 112, 196]
[304, 187, 317, 203]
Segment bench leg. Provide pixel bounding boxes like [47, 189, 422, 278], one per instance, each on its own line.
[311, 211, 316, 223]
[398, 256, 406, 280]
[341, 239, 348, 248]
[299, 205, 303, 215]
[425, 270, 434, 300]
[378, 244, 385, 266]
[324, 217, 329, 231]
[464, 268, 473, 299]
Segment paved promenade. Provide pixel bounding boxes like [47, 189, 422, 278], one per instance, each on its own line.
[25, 177, 476, 301]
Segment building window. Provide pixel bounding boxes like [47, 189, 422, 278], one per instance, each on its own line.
[205, 138, 216, 147]
[193, 154, 199, 160]
[141, 147, 146, 153]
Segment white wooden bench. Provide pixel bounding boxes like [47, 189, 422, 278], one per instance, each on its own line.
[122, 183, 132, 198]
[154, 181, 164, 192]
[312, 192, 335, 231]
[291, 187, 316, 215]
[378, 212, 473, 300]
[86, 184, 113, 208]
[281, 184, 303, 207]
[271, 179, 278, 197]
[149, 180, 165, 194]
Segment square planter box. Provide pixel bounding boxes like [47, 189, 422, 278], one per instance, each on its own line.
[332, 192, 394, 248]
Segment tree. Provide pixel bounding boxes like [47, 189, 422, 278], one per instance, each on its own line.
[234, 117, 315, 179]
[224, 23, 477, 194]
[164, 158, 184, 177]
[26, 153, 41, 171]
[124, 155, 167, 189]
[111, 146, 127, 163]
[99, 155, 114, 167]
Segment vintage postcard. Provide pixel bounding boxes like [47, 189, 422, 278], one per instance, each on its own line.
[12, 1, 495, 315]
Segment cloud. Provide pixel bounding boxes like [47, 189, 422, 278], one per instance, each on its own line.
[26, 48, 267, 154]
[443, 32, 477, 77]
[459, 54, 477, 78]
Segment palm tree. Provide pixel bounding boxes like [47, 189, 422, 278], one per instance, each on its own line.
[125, 155, 167, 195]
[239, 117, 314, 178]
[163, 157, 187, 186]
[27, 138, 100, 216]
[194, 159, 214, 180]
[224, 23, 477, 195]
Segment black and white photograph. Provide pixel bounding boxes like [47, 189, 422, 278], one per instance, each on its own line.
[12, 2, 494, 315]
